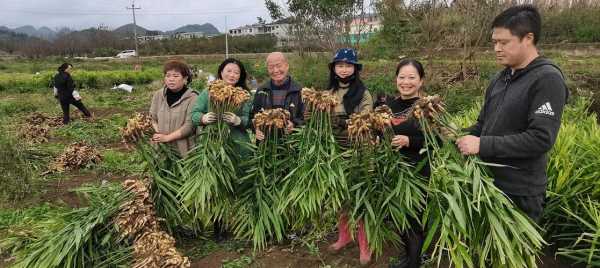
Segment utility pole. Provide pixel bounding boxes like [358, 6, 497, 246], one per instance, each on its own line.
[126, 1, 141, 56]
[225, 16, 229, 59]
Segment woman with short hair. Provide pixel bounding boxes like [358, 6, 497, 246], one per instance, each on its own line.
[149, 60, 199, 157]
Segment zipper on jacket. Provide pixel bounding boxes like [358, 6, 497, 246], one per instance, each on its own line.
[483, 73, 511, 135]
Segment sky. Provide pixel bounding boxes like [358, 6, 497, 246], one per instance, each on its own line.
[0, 0, 278, 32]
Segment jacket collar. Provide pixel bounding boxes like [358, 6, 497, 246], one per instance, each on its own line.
[162, 86, 195, 107]
[259, 76, 301, 93]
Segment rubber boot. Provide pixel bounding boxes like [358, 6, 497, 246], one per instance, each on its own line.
[357, 220, 372, 265]
[328, 213, 352, 252]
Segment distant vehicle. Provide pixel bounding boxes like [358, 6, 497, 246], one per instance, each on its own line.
[115, 50, 137, 58]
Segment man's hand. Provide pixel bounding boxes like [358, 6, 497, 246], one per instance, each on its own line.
[201, 112, 217, 125]
[391, 135, 410, 149]
[255, 129, 265, 141]
[456, 135, 480, 155]
[285, 120, 294, 134]
[223, 112, 241, 126]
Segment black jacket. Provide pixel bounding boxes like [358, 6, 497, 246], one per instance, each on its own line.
[382, 96, 429, 178]
[250, 77, 305, 127]
[468, 57, 568, 196]
[53, 72, 75, 101]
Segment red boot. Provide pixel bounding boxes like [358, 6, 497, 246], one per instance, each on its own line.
[328, 213, 352, 252]
[357, 220, 372, 265]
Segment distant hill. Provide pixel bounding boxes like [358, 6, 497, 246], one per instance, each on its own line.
[0, 22, 221, 40]
[168, 23, 220, 35]
[12, 25, 58, 40]
[112, 23, 151, 37]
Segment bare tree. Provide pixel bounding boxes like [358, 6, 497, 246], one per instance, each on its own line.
[265, 0, 367, 52]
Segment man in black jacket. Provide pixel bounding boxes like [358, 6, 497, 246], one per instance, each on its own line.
[54, 63, 92, 124]
[456, 5, 568, 222]
[251, 52, 305, 140]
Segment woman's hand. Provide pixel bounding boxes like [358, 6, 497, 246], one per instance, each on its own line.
[201, 112, 217, 125]
[223, 112, 241, 126]
[391, 135, 410, 149]
[151, 133, 172, 143]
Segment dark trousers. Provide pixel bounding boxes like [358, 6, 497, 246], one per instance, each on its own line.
[60, 98, 91, 124]
[403, 217, 425, 268]
[506, 193, 545, 223]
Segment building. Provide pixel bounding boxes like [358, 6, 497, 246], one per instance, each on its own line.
[346, 14, 381, 44]
[137, 34, 169, 43]
[174, 31, 205, 39]
[228, 18, 293, 47]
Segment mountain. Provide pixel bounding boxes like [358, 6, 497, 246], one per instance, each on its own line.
[0, 22, 220, 40]
[13, 25, 38, 36]
[168, 23, 220, 35]
[7, 25, 58, 40]
[37, 27, 57, 40]
[112, 23, 151, 37]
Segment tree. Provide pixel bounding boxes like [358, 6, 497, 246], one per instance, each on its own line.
[257, 17, 267, 25]
[264, 0, 366, 52]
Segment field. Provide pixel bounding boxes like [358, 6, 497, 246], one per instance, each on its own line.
[0, 50, 599, 268]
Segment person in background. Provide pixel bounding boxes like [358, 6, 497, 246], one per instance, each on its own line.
[149, 60, 198, 157]
[53, 63, 91, 124]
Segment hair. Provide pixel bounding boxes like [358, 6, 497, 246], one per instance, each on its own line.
[396, 58, 425, 79]
[327, 61, 364, 91]
[492, 5, 541, 45]
[217, 58, 248, 90]
[163, 60, 192, 84]
[57, 63, 72, 73]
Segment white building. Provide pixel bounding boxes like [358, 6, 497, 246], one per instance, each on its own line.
[137, 34, 169, 43]
[174, 31, 205, 39]
[229, 18, 293, 47]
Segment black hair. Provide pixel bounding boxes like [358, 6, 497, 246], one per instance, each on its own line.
[217, 58, 248, 90]
[492, 5, 541, 45]
[58, 63, 72, 73]
[327, 61, 364, 91]
[396, 58, 425, 79]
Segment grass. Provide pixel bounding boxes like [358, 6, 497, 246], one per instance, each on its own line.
[53, 115, 127, 145]
[98, 149, 144, 176]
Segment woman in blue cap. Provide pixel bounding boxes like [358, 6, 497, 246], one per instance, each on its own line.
[325, 47, 374, 265]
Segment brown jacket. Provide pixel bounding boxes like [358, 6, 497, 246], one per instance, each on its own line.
[327, 87, 373, 147]
[150, 87, 198, 157]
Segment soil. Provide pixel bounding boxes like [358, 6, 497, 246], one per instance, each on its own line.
[38, 171, 132, 208]
[188, 237, 586, 268]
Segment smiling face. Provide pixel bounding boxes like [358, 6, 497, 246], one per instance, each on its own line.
[266, 53, 289, 85]
[164, 70, 187, 92]
[221, 63, 241, 86]
[492, 27, 534, 69]
[396, 64, 423, 99]
[334, 61, 355, 79]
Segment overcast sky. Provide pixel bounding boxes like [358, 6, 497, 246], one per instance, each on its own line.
[0, 0, 276, 32]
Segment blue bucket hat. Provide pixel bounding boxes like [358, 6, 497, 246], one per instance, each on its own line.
[329, 48, 362, 71]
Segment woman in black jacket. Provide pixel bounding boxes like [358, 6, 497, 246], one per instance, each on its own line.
[53, 63, 91, 124]
[383, 59, 429, 268]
